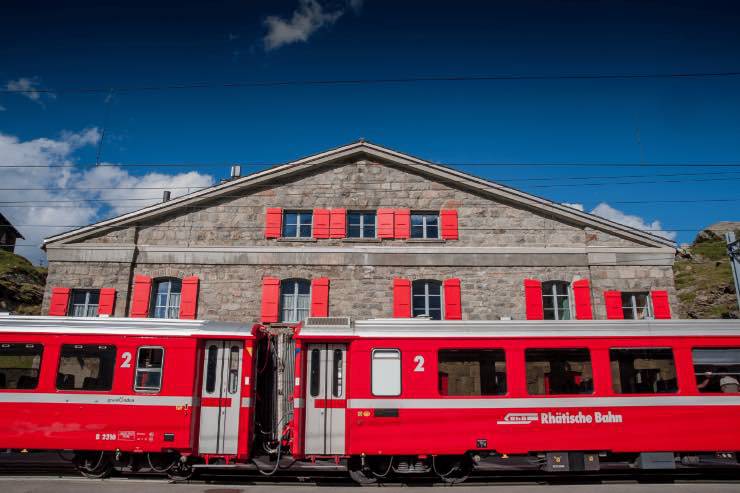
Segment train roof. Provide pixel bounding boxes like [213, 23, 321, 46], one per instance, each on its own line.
[297, 317, 740, 339]
[0, 315, 255, 338]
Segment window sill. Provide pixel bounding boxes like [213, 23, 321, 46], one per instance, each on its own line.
[277, 238, 318, 243]
[342, 238, 382, 243]
[406, 238, 446, 243]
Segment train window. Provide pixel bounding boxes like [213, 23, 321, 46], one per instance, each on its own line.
[371, 349, 401, 396]
[309, 348, 321, 397]
[693, 348, 740, 393]
[205, 345, 218, 394]
[134, 347, 164, 392]
[610, 348, 677, 394]
[438, 349, 506, 396]
[228, 346, 240, 394]
[526, 348, 593, 395]
[57, 344, 116, 391]
[0, 343, 43, 390]
[332, 349, 343, 397]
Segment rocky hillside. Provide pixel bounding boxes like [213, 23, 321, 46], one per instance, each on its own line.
[674, 222, 739, 319]
[0, 250, 47, 315]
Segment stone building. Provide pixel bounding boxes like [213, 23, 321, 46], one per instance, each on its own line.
[0, 213, 24, 253]
[41, 141, 678, 322]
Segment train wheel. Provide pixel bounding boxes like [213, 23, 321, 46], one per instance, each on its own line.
[432, 455, 472, 484]
[74, 452, 114, 479]
[166, 457, 195, 481]
[348, 458, 377, 485]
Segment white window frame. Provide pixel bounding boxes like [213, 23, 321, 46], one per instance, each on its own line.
[347, 211, 377, 238]
[134, 346, 164, 393]
[412, 280, 443, 320]
[542, 281, 572, 321]
[70, 289, 100, 317]
[410, 212, 440, 239]
[621, 292, 653, 320]
[280, 278, 311, 323]
[371, 348, 401, 396]
[283, 211, 313, 238]
[152, 279, 181, 319]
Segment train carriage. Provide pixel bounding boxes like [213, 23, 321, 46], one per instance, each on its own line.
[290, 318, 740, 482]
[0, 316, 258, 479]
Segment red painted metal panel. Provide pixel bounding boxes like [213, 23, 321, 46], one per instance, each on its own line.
[524, 279, 544, 320]
[260, 277, 280, 323]
[604, 290, 624, 319]
[129, 275, 152, 318]
[440, 209, 459, 240]
[179, 276, 199, 319]
[200, 397, 232, 407]
[264, 208, 283, 239]
[329, 208, 347, 238]
[651, 290, 671, 319]
[313, 208, 331, 239]
[572, 279, 593, 320]
[48, 287, 70, 316]
[97, 288, 116, 317]
[377, 209, 395, 238]
[394, 208, 410, 239]
[314, 398, 347, 409]
[443, 278, 462, 320]
[392, 278, 411, 318]
[310, 278, 330, 317]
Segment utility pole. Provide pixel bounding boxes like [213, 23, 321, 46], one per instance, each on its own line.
[727, 232, 740, 311]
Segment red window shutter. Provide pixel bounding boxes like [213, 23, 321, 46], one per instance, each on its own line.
[310, 278, 330, 317]
[330, 208, 347, 238]
[313, 208, 331, 239]
[179, 276, 200, 320]
[377, 209, 395, 238]
[98, 288, 116, 317]
[392, 278, 412, 318]
[572, 279, 593, 320]
[524, 279, 544, 320]
[651, 290, 671, 319]
[443, 278, 462, 320]
[264, 208, 283, 239]
[394, 209, 410, 239]
[260, 277, 281, 323]
[440, 209, 459, 240]
[130, 275, 153, 318]
[48, 287, 71, 316]
[604, 290, 624, 320]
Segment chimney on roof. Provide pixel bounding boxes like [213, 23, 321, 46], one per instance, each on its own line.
[162, 190, 171, 202]
[230, 164, 241, 179]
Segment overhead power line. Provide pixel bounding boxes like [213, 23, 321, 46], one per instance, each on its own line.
[1, 70, 740, 96]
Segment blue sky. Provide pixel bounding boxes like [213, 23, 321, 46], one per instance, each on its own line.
[1, 0, 740, 262]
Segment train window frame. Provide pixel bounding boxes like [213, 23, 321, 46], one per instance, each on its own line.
[609, 347, 678, 394]
[371, 348, 402, 397]
[692, 347, 740, 394]
[205, 344, 219, 394]
[0, 343, 43, 390]
[525, 347, 594, 396]
[309, 348, 321, 398]
[133, 346, 164, 393]
[56, 344, 117, 392]
[437, 348, 507, 397]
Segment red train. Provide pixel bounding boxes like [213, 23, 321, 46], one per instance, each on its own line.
[0, 314, 739, 482]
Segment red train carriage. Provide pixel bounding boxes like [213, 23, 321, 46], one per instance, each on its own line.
[0, 316, 258, 479]
[290, 318, 740, 483]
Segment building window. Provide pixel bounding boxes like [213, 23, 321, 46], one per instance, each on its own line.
[622, 292, 652, 320]
[134, 347, 164, 392]
[57, 344, 116, 391]
[693, 348, 740, 393]
[542, 281, 571, 320]
[280, 278, 310, 323]
[438, 349, 506, 396]
[610, 348, 677, 394]
[151, 278, 181, 319]
[69, 289, 100, 317]
[283, 211, 313, 238]
[411, 213, 439, 239]
[0, 343, 43, 389]
[412, 279, 442, 320]
[347, 211, 376, 238]
[371, 349, 401, 396]
[526, 348, 593, 395]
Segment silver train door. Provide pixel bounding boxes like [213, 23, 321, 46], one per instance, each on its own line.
[198, 340, 243, 455]
[304, 344, 347, 455]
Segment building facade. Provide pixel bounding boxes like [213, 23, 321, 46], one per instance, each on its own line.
[0, 213, 24, 254]
[42, 141, 678, 323]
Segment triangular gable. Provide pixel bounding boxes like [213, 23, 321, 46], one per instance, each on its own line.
[43, 140, 675, 248]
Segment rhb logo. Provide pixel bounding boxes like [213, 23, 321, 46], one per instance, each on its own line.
[497, 412, 539, 425]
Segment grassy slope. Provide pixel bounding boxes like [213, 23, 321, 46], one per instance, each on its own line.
[0, 250, 47, 315]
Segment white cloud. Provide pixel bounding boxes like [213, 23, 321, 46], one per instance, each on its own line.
[590, 202, 676, 241]
[561, 202, 584, 211]
[263, 0, 362, 51]
[0, 129, 214, 264]
[6, 77, 55, 105]
[0, 105, 6, 112]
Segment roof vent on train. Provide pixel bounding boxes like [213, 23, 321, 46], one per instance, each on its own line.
[305, 317, 352, 329]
